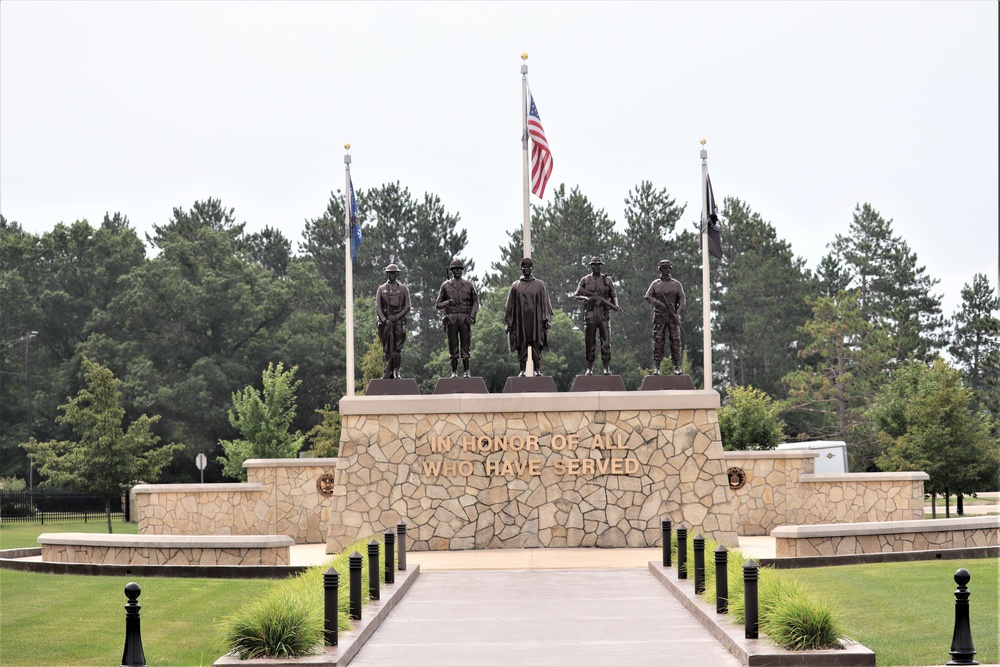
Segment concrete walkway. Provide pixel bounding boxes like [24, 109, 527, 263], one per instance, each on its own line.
[349, 569, 742, 666]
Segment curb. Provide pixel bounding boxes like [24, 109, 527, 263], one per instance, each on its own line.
[648, 562, 876, 666]
[0, 548, 310, 579]
[213, 564, 420, 667]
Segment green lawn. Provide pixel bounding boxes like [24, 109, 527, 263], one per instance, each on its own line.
[785, 559, 999, 667]
[0, 519, 138, 550]
[0, 568, 275, 667]
[3, 522, 996, 667]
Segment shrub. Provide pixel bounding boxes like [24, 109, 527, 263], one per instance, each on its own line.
[220, 535, 385, 659]
[718, 385, 786, 450]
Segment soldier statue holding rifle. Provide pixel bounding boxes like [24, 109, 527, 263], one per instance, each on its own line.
[436, 258, 479, 378]
[375, 263, 410, 379]
[643, 259, 685, 375]
[574, 256, 619, 376]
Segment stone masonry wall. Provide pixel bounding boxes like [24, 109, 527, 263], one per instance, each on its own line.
[790, 474, 926, 525]
[133, 484, 271, 536]
[41, 542, 290, 566]
[246, 459, 337, 544]
[133, 459, 337, 542]
[327, 392, 740, 553]
[722, 451, 813, 535]
[723, 451, 927, 535]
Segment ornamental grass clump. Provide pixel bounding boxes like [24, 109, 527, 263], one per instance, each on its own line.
[761, 595, 844, 651]
[220, 535, 385, 659]
[684, 534, 845, 651]
[223, 594, 321, 659]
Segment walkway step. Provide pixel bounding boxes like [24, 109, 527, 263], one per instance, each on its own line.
[350, 569, 741, 666]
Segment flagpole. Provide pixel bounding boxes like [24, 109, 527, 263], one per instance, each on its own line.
[521, 52, 531, 259]
[700, 139, 712, 392]
[521, 52, 534, 376]
[344, 144, 355, 397]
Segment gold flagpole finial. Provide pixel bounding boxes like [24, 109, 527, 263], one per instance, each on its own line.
[521, 52, 528, 61]
[700, 138, 706, 146]
[344, 143, 351, 151]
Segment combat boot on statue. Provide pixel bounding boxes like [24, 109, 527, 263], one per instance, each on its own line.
[585, 363, 593, 376]
[450, 359, 458, 379]
[518, 362, 527, 377]
[462, 360, 471, 378]
[671, 339, 683, 375]
[603, 363, 612, 376]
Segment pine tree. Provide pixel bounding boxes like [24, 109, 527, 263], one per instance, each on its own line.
[780, 291, 893, 470]
[949, 273, 1000, 393]
[713, 198, 815, 396]
[825, 203, 945, 363]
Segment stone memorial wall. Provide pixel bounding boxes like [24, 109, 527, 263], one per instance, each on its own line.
[327, 391, 740, 553]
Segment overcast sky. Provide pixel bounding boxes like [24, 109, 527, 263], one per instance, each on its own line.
[2, 1, 997, 318]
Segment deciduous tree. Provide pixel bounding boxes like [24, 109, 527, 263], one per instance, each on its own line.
[219, 362, 304, 480]
[21, 358, 180, 532]
[870, 358, 999, 500]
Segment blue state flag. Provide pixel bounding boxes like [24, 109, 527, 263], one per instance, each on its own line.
[349, 179, 362, 262]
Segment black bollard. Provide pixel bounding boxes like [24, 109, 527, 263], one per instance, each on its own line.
[396, 521, 407, 571]
[661, 519, 672, 567]
[323, 567, 339, 646]
[693, 534, 706, 594]
[368, 539, 380, 601]
[676, 526, 688, 579]
[744, 560, 759, 639]
[349, 551, 363, 620]
[384, 529, 396, 584]
[947, 568, 978, 665]
[121, 582, 147, 667]
[715, 545, 729, 614]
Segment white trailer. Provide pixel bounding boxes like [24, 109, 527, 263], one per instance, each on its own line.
[774, 441, 849, 474]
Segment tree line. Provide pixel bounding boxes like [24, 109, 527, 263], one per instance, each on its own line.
[2, 181, 997, 486]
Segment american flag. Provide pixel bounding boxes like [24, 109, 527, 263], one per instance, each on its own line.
[527, 92, 553, 199]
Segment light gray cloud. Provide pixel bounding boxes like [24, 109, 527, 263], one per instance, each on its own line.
[2, 1, 997, 317]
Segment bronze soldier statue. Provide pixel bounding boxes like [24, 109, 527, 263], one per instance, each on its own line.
[504, 257, 553, 377]
[375, 263, 410, 379]
[643, 259, 686, 375]
[436, 259, 479, 378]
[574, 256, 619, 375]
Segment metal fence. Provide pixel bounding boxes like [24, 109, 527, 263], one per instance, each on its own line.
[0, 490, 124, 524]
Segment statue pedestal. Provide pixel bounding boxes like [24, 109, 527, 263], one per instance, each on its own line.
[502, 375, 559, 393]
[570, 375, 627, 392]
[433, 377, 489, 394]
[640, 374, 695, 390]
[365, 378, 420, 396]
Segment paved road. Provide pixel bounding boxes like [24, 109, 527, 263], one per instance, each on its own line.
[350, 569, 741, 666]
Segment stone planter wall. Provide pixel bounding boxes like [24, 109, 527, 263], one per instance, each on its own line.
[772, 517, 999, 557]
[38, 532, 293, 566]
[328, 391, 740, 553]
